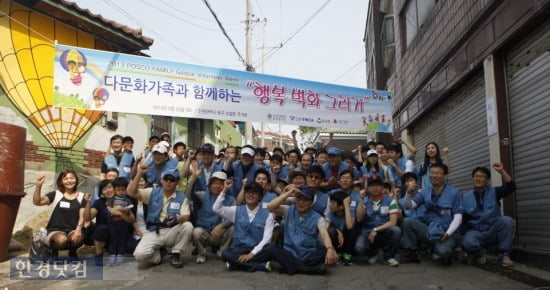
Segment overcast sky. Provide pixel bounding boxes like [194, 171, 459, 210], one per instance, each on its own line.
[71, 0, 370, 140]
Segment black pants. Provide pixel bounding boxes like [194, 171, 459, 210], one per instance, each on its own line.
[108, 221, 128, 255]
[328, 224, 358, 255]
[221, 246, 271, 271]
[263, 243, 326, 275]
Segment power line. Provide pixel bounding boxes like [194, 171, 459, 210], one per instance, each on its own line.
[140, 0, 219, 32]
[252, 0, 331, 66]
[202, 0, 246, 66]
[159, 0, 241, 25]
[102, 0, 204, 63]
[333, 58, 365, 83]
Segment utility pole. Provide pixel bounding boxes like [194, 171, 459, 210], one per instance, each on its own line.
[244, 0, 254, 145]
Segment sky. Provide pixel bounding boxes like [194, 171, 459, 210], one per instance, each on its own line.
[71, 0, 370, 140]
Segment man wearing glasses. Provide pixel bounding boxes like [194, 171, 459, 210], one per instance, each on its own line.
[401, 163, 463, 265]
[128, 167, 194, 269]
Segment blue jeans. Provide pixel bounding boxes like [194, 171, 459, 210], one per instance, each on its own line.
[462, 216, 515, 256]
[401, 217, 457, 259]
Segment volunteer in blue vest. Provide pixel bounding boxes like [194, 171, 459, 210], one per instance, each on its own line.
[401, 163, 464, 265]
[225, 146, 261, 197]
[387, 143, 415, 191]
[322, 147, 360, 190]
[355, 177, 401, 266]
[264, 185, 338, 275]
[305, 165, 330, 217]
[214, 181, 274, 272]
[127, 165, 193, 269]
[398, 172, 426, 222]
[102, 134, 135, 181]
[187, 143, 223, 193]
[462, 163, 516, 267]
[188, 167, 235, 264]
[144, 143, 178, 188]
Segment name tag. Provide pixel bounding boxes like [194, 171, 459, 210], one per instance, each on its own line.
[170, 202, 180, 210]
[123, 166, 131, 173]
[350, 200, 357, 207]
[380, 206, 389, 214]
[441, 209, 451, 215]
[59, 201, 71, 208]
[262, 202, 269, 209]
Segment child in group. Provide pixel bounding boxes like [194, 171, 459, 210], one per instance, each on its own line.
[106, 177, 135, 265]
[327, 191, 358, 265]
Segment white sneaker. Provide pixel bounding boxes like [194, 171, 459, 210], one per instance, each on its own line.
[367, 256, 377, 265]
[196, 255, 206, 264]
[385, 258, 400, 267]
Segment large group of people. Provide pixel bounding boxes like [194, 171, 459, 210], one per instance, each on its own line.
[32, 131, 516, 274]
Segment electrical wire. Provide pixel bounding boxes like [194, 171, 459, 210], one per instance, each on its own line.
[102, 0, 204, 63]
[202, 0, 246, 67]
[140, 0, 219, 31]
[159, 0, 241, 25]
[333, 58, 365, 82]
[252, 0, 331, 66]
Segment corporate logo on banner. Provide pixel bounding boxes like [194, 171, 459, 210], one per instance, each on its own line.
[53, 44, 392, 131]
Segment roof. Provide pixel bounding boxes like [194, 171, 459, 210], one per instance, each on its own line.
[16, 0, 154, 52]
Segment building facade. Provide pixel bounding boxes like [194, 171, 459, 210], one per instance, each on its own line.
[365, 0, 550, 267]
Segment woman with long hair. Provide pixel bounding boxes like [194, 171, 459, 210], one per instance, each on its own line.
[418, 142, 450, 188]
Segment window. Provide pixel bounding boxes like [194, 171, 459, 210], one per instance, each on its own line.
[404, 0, 436, 47]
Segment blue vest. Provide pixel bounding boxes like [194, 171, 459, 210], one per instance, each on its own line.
[362, 195, 394, 234]
[311, 191, 329, 216]
[145, 157, 179, 187]
[463, 187, 502, 232]
[322, 161, 360, 182]
[360, 166, 385, 180]
[196, 191, 235, 232]
[230, 161, 260, 197]
[388, 156, 410, 188]
[192, 161, 223, 193]
[104, 152, 134, 180]
[328, 211, 346, 231]
[232, 205, 270, 249]
[146, 187, 186, 231]
[417, 185, 462, 239]
[328, 189, 360, 218]
[399, 196, 426, 222]
[283, 205, 320, 261]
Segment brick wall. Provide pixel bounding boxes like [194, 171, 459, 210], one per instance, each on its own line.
[391, 0, 492, 110]
[24, 140, 104, 173]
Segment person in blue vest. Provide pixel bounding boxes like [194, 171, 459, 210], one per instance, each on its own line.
[214, 181, 274, 272]
[144, 143, 178, 188]
[387, 143, 415, 192]
[327, 191, 357, 266]
[225, 146, 261, 197]
[398, 172, 426, 222]
[102, 134, 135, 181]
[264, 185, 338, 275]
[188, 169, 235, 264]
[127, 166, 193, 269]
[361, 149, 387, 187]
[401, 163, 464, 265]
[355, 177, 401, 266]
[269, 154, 289, 182]
[418, 142, 450, 189]
[186, 143, 223, 194]
[305, 165, 330, 217]
[322, 147, 360, 190]
[462, 163, 516, 267]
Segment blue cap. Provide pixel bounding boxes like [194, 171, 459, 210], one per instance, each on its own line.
[161, 168, 180, 180]
[297, 185, 315, 200]
[327, 147, 341, 155]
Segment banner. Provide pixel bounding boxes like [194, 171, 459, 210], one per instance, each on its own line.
[53, 44, 392, 131]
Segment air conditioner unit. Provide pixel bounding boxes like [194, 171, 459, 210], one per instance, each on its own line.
[103, 111, 118, 131]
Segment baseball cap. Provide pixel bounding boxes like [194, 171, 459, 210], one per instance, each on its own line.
[161, 169, 180, 180]
[366, 177, 383, 186]
[244, 182, 264, 196]
[209, 171, 228, 182]
[327, 147, 341, 155]
[200, 143, 215, 153]
[367, 149, 378, 156]
[161, 131, 170, 137]
[241, 147, 255, 157]
[297, 185, 315, 200]
[152, 144, 168, 154]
